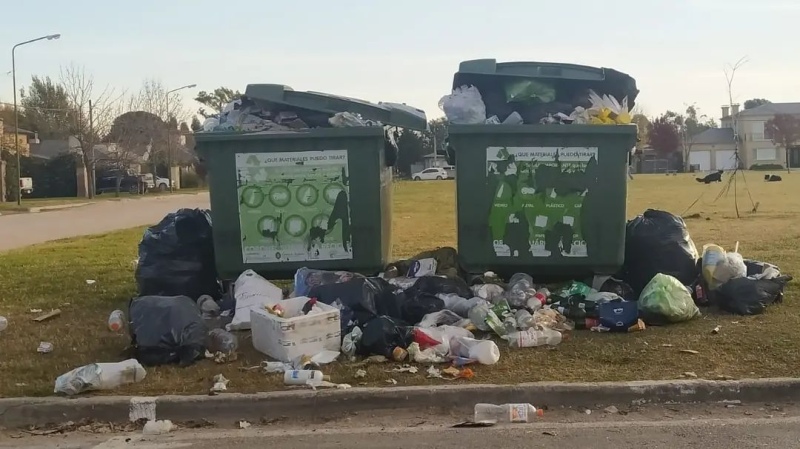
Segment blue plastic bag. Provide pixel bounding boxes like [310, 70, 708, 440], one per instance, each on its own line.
[598, 299, 639, 332]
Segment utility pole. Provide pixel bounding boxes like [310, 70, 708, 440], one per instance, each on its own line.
[89, 99, 95, 198]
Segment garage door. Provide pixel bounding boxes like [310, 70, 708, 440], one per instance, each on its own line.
[689, 151, 711, 171]
[715, 150, 737, 170]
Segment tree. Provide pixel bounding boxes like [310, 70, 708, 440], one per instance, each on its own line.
[648, 114, 681, 156]
[190, 116, 202, 132]
[744, 98, 771, 110]
[19, 76, 75, 139]
[127, 79, 188, 124]
[423, 118, 449, 156]
[396, 129, 426, 176]
[631, 114, 650, 151]
[195, 87, 242, 118]
[765, 114, 800, 173]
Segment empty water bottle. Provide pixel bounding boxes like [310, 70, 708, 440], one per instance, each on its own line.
[506, 273, 536, 308]
[108, 310, 125, 332]
[514, 309, 535, 329]
[467, 301, 491, 331]
[506, 327, 562, 348]
[0, 316, 7, 332]
[208, 328, 238, 354]
[474, 403, 542, 423]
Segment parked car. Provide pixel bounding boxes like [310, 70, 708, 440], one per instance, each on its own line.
[412, 167, 448, 181]
[95, 169, 147, 195]
[141, 173, 175, 191]
[19, 177, 33, 195]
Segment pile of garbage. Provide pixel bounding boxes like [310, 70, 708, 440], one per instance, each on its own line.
[51, 208, 792, 395]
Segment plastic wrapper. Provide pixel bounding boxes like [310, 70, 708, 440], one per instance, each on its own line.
[437, 294, 484, 317]
[638, 274, 700, 324]
[135, 208, 219, 300]
[341, 326, 362, 358]
[471, 283, 505, 302]
[620, 209, 699, 296]
[702, 243, 747, 291]
[293, 268, 361, 297]
[587, 89, 631, 125]
[202, 117, 219, 132]
[438, 85, 487, 124]
[329, 111, 380, 127]
[228, 270, 283, 331]
[129, 295, 208, 366]
[716, 275, 792, 315]
[505, 79, 556, 104]
[386, 276, 420, 291]
[418, 309, 470, 328]
[448, 336, 499, 365]
[54, 359, 146, 396]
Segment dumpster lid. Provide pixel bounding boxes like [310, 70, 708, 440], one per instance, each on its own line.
[453, 58, 638, 107]
[244, 84, 428, 131]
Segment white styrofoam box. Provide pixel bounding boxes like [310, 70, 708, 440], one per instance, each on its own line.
[250, 296, 341, 363]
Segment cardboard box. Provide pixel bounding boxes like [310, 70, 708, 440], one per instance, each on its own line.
[250, 296, 341, 362]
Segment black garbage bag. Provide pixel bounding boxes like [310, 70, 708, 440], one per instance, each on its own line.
[400, 291, 445, 325]
[357, 316, 413, 358]
[600, 277, 636, 302]
[619, 209, 699, 296]
[128, 295, 208, 366]
[135, 209, 220, 300]
[716, 275, 792, 315]
[403, 275, 472, 300]
[309, 277, 403, 333]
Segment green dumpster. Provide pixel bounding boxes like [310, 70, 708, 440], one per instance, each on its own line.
[446, 59, 638, 279]
[194, 84, 427, 281]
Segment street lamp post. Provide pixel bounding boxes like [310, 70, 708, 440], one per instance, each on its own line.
[11, 33, 60, 205]
[165, 84, 196, 193]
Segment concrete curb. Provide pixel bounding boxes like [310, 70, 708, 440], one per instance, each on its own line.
[2, 378, 799, 428]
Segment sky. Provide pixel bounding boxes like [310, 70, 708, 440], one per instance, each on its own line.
[2, 0, 799, 124]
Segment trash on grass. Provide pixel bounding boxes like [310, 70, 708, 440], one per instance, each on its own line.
[386, 378, 398, 385]
[54, 359, 146, 396]
[680, 349, 700, 355]
[108, 310, 125, 332]
[474, 403, 543, 423]
[143, 420, 174, 435]
[354, 369, 367, 379]
[129, 295, 207, 367]
[283, 369, 328, 388]
[228, 270, 283, 331]
[391, 365, 419, 374]
[29, 309, 42, 314]
[639, 274, 700, 324]
[33, 309, 61, 322]
[712, 325, 721, 334]
[683, 372, 698, 378]
[238, 420, 251, 429]
[86, 280, 97, 285]
[263, 361, 293, 374]
[0, 316, 8, 332]
[427, 366, 443, 379]
[37, 342, 54, 354]
[210, 374, 229, 393]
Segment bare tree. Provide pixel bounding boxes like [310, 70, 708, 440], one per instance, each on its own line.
[723, 56, 749, 164]
[60, 64, 125, 198]
[127, 79, 188, 124]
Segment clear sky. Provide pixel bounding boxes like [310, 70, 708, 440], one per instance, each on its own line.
[2, 0, 798, 123]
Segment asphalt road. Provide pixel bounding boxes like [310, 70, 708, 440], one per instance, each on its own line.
[3, 403, 798, 448]
[0, 193, 210, 252]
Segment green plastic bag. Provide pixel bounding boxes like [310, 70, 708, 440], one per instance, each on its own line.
[505, 79, 556, 104]
[639, 273, 700, 324]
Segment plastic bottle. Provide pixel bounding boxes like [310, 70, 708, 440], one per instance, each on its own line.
[438, 294, 485, 317]
[0, 316, 7, 332]
[506, 273, 536, 308]
[474, 403, 543, 423]
[197, 295, 220, 318]
[467, 301, 492, 331]
[533, 288, 550, 306]
[54, 359, 147, 395]
[449, 336, 500, 365]
[208, 328, 239, 354]
[107, 310, 125, 332]
[503, 315, 518, 334]
[283, 369, 327, 387]
[514, 309, 535, 329]
[506, 327, 562, 348]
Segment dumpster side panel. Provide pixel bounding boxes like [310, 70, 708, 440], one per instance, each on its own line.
[197, 131, 387, 281]
[450, 125, 636, 280]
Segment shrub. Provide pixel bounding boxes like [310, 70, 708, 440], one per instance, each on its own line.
[749, 163, 784, 171]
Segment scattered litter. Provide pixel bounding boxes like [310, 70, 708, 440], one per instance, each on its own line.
[452, 421, 495, 428]
[427, 366, 443, 379]
[15, 383, 26, 387]
[29, 309, 42, 314]
[86, 280, 97, 285]
[238, 420, 251, 429]
[283, 369, 327, 388]
[721, 400, 742, 406]
[584, 409, 592, 415]
[210, 374, 229, 394]
[318, 381, 352, 389]
[391, 365, 418, 374]
[712, 325, 721, 334]
[356, 355, 388, 365]
[263, 361, 293, 374]
[386, 378, 398, 385]
[54, 359, 146, 396]
[37, 342, 54, 354]
[683, 372, 698, 378]
[661, 344, 674, 348]
[441, 366, 475, 379]
[0, 316, 6, 332]
[679, 349, 700, 355]
[604, 405, 619, 414]
[142, 420, 174, 435]
[543, 431, 558, 436]
[108, 310, 125, 332]
[33, 309, 61, 322]
[354, 369, 367, 379]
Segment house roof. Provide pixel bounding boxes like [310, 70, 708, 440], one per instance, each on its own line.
[692, 127, 734, 145]
[739, 102, 800, 117]
[2, 124, 36, 136]
[29, 136, 81, 160]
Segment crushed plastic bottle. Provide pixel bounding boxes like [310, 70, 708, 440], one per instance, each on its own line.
[54, 359, 147, 396]
[506, 273, 536, 308]
[0, 316, 7, 332]
[208, 328, 238, 354]
[514, 309, 535, 329]
[108, 310, 125, 332]
[506, 327, 562, 348]
[474, 403, 543, 423]
[467, 301, 492, 331]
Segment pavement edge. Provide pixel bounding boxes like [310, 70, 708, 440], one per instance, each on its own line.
[2, 378, 800, 428]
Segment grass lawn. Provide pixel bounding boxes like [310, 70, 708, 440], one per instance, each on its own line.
[0, 188, 208, 213]
[0, 172, 798, 398]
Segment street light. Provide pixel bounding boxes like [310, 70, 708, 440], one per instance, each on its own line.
[11, 33, 60, 205]
[165, 84, 196, 193]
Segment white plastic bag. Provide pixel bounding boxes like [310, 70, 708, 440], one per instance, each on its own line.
[438, 85, 487, 124]
[54, 359, 146, 396]
[228, 270, 283, 331]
